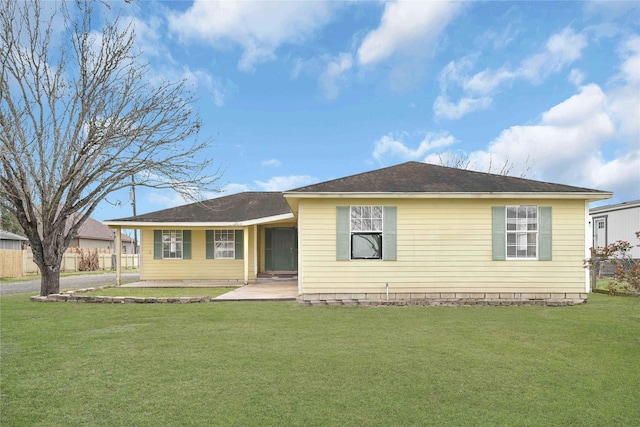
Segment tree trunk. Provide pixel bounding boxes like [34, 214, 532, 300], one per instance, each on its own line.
[40, 263, 61, 296]
[32, 242, 64, 296]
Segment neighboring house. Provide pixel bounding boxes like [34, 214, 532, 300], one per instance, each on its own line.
[0, 230, 28, 250]
[70, 217, 135, 253]
[106, 162, 611, 305]
[590, 200, 640, 259]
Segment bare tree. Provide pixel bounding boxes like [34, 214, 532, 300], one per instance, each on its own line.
[0, 0, 221, 295]
[436, 152, 534, 178]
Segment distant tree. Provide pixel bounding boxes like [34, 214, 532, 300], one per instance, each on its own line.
[1, 204, 24, 236]
[0, 0, 221, 295]
[436, 153, 534, 178]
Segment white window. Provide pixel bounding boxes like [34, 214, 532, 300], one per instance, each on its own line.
[506, 206, 538, 259]
[350, 206, 383, 259]
[162, 230, 183, 259]
[214, 230, 235, 259]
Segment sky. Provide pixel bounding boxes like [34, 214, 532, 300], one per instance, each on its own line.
[91, 0, 640, 222]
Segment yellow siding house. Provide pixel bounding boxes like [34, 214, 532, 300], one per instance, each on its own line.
[107, 162, 611, 305]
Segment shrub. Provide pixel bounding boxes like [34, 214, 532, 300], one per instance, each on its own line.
[587, 231, 640, 295]
[78, 249, 100, 271]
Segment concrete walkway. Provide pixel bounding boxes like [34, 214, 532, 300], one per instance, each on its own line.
[121, 280, 298, 301]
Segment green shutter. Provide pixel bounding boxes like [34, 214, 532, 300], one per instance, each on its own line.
[265, 228, 273, 270]
[336, 206, 350, 260]
[182, 230, 191, 259]
[154, 230, 162, 259]
[383, 206, 397, 261]
[235, 230, 244, 260]
[492, 207, 506, 261]
[206, 230, 214, 259]
[539, 207, 552, 261]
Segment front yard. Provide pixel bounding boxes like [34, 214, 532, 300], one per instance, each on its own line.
[1, 293, 638, 426]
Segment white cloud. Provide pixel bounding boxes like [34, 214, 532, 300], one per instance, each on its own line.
[357, 1, 463, 66]
[373, 133, 456, 163]
[168, 1, 335, 71]
[261, 159, 281, 167]
[435, 27, 589, 119]
[254, 175, 317, 191]
[182, 69, 237, 107]
[431, 72, 639, 201]
[568, 68, 586, 86]
[464, 68, 516, 95]
[433, 95, 493, 120]
[518, 28, 587, 81]
[319, 52, 353, 99]
[607, 36, 640, 142]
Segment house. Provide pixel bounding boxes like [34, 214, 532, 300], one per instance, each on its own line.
[105, 162, 611, 305]
[590, 200, 640, 259]
[0, 230, 28, 250]
[70, 217, 135, 254]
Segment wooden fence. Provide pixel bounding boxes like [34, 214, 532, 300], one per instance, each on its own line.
[1, 249, 139, 278]
[0, 249, 23, 278]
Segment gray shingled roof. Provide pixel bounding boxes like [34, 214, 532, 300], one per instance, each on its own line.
[75, 217, 133, 242]
[0, 230, 28, 241]
[288, 162, 609, 194]
[110, 192, 292, 223]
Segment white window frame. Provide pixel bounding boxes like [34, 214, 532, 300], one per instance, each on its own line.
[162, 230, 183, 259]
[350, 205, 383, 260]
[214, 230, 235, 259]
[506, 205, 538, 260]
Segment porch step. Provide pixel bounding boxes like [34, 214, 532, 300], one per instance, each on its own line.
[257, 272, 298, 280]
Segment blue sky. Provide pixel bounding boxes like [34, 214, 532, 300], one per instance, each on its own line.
[93, 0, 640, 222]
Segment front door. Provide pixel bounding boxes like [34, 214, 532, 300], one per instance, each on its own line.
[266, 228, 298, 271]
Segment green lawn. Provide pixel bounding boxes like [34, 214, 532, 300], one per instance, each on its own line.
[1, 293, 638, 426]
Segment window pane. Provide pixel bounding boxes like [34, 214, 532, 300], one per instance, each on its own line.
[162, 230, 183, 259]
[372, 206, 382, 219]
[351, 234, 382, 259]
[372, 219, 383, 231]
[214, 230, 235, 259]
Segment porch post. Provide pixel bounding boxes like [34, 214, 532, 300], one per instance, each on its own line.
[253, 224, 258, 280]
[243, 226, 249, 285]
[115, 225, 122, 287]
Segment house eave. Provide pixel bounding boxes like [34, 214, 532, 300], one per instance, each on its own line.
[284, 191, 613, 201]
[104, 212, 295, 228]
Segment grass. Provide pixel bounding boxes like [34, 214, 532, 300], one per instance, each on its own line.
[1, 293, 639, 426]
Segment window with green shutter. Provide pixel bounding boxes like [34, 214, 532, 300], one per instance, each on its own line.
[493, 206, 552, 261]
[205, 229, 243, 259]
[154, 230, 189, 259]
[336, 206, 397, 261]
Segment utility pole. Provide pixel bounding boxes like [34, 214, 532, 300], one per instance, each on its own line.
[130, 175, 138, 254]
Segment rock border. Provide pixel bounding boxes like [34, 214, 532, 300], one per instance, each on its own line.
[30, 286, 212, 304]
